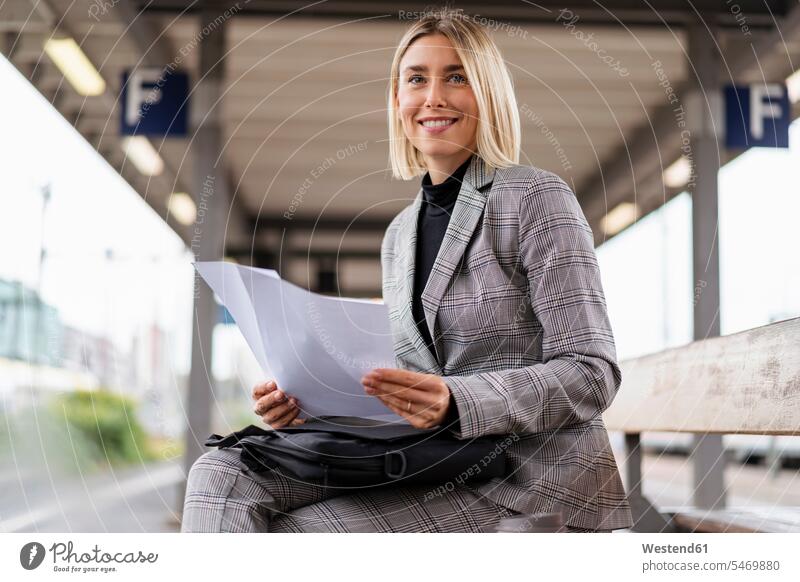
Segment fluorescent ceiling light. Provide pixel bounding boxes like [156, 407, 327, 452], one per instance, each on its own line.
[121, 136, 164, 176]
[43, 38, 106, 96]
[601, 202, 637, 236]
[786, 70, 800, 104]
[662, 156, 692, 188]
[168, 192, 196, 225]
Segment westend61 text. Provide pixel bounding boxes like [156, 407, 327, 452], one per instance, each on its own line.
[642, 543, 708, 554]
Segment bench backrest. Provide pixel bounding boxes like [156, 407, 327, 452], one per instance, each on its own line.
[603, 316, 800, 435]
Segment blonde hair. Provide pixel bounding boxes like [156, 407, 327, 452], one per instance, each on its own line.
[387, 7, 521, 180]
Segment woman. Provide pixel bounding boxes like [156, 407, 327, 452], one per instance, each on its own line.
[181, 8, 632, 533]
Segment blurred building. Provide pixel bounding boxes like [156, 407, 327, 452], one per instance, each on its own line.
[0, 278, 62, 366]
[0, 277, 139, 409]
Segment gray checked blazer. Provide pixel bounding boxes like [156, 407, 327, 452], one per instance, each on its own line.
[381, 154, 633, 530]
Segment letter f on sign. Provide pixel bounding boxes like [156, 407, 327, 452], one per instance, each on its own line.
[750, 83, 784, 140]
[125, 68, 164, 126]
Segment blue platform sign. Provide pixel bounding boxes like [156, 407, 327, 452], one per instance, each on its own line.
[725, 83, 789, 149]
[121, 68, 189, 137]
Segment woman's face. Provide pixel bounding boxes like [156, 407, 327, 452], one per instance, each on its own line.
[395, 33, 479, 160]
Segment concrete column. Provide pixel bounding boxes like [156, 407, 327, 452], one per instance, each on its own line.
[687, 20, 727, 510]
[181, 1, 230, 494]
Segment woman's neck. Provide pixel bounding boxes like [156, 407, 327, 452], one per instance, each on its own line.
[423, 150, 474, 185]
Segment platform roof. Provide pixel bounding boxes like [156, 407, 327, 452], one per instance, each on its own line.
[3, 0, 799, 293]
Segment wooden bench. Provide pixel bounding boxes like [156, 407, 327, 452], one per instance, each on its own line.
[603, 316, 800, 532]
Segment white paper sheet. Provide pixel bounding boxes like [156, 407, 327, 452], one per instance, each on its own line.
[194, 261, 404, 422]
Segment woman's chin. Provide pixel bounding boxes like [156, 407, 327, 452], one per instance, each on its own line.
[412, 142, 469, 158]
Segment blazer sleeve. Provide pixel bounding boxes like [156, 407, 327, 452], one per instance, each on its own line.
[443, 169, 622, 439]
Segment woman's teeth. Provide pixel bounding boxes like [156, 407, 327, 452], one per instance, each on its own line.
[421, 119, 456, 128]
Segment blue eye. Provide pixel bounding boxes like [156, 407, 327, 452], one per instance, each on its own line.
[406, 73, 468, 85]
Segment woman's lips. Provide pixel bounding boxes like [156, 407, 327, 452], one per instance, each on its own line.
[418, 118, 458, 134]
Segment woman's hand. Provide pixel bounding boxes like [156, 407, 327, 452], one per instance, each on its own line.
[252, 380, 305, 429]
[361, 368, 451, 429]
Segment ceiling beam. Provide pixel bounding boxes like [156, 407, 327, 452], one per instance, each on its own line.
[137, 0, 788, 29]
[248, 213, 392, 233]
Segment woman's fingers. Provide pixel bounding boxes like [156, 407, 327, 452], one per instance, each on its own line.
[367, 369, 438, 391]
[264, 401, 301, 428]
[253, 389, 288, 416]
[252, 381, 275, 400]
[252, 380, 277, 401]
[261, 399, 296, 424]
[376, 390, 430, 413]
[362, 375, 412, 397]
[362, 368, 451, 429]
[361, 369, 441, 399]
[364, 379, 436, 405]
[377, 393, 442, 426]
[379, 399, 435, 429]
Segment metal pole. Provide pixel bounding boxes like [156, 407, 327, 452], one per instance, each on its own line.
[687, 20, 726, 510]
[180, 0, 230, 507]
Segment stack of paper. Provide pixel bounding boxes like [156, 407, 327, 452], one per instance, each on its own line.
[194, 261, 403, 422]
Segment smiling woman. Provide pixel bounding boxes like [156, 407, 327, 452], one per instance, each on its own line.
[182, 6, 632, 533]
[387, 13, 520, 184]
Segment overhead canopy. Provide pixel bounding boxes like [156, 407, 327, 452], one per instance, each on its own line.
[3, 0, 799, 294]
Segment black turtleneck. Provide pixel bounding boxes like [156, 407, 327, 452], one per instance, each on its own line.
[412, 154, 473, 359]
[413, 155, 473, 431]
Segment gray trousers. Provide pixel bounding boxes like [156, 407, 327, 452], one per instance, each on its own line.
[181, 449, 607, 532]
[180, 448, 521, 532]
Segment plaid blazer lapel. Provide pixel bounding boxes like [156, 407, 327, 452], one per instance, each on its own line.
[391, 155, 496, 371]
[393, 188, 442, 373]
[420, 155, 496, 364]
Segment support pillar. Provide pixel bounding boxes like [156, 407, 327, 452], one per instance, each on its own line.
[687, 20, 727, 511]
[180, 0, 230, 510]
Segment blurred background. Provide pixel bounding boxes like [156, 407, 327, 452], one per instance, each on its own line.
[1, 0, 798, 532]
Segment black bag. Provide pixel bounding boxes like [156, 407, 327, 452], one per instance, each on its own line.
[205, 416, 507, 490]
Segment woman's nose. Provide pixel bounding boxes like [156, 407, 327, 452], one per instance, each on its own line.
[424, 76, 447, 108]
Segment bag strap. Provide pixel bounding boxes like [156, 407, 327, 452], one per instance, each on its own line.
[384, 450, 407, 479]
[239, 447, 280, 474]
[205, 425, 269, 448]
